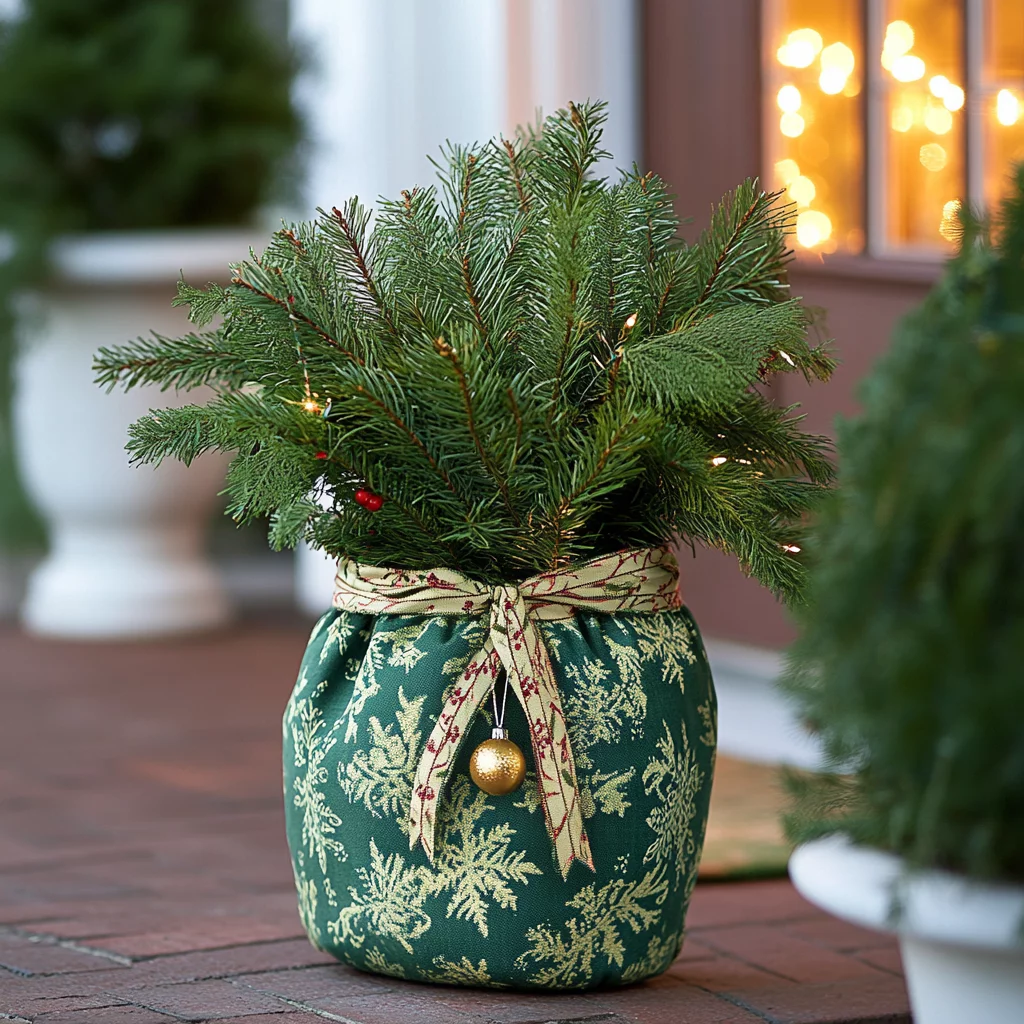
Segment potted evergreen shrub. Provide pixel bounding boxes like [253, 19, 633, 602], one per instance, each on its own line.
[0, 0, 299, 635]
[785, 171, 1024, 1024]
[96, 103, 834, 988]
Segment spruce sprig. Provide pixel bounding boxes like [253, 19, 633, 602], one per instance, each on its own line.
[95, 101, 834, 594]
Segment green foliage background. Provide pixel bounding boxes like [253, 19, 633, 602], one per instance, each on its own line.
[783, 169, 1024, 883]
[97, 102, 834, 596]
[0, 0, 301, 549]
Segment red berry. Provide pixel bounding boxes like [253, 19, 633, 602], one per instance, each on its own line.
[314, 451, 328, 460]
[354, 489, 371, 506]
[363, 494, 384, 511]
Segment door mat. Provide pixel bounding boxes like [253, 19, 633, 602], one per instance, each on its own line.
[698, 755, 794, 880]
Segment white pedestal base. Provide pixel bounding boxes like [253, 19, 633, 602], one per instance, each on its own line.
[12, 233, 254, 639]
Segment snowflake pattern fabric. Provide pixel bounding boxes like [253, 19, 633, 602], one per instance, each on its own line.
[283, 606, 716, 990]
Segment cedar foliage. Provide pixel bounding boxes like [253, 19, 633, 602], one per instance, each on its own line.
[96, 102, 834, 593]
[782, 168, 1024, 882]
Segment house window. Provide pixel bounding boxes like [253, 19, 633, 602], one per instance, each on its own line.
[764, 0, 1024, 257]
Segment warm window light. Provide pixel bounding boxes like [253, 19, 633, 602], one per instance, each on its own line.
[780, 111, 806, 137]
[821, 42, 855, 75]
[818, 42, 855, 95]
[996, 89, 1021, 127]
[891, 106, 914, 132]
[795, 210, 833, 247]
[881, 20, 915, 70]
[775, 158, 801, 186]
[919, 143, 948, 172]
[788, 175, 816, 206]
[929, 75, 950, 98]
[939, 199, 962, 242]
[819, 67, 848, 95]
[943, 85, 965, 111]
[777, 27, 823, 68]
[924, 104, 953, 135]
[891, 54, 926, 82]
[777, 84, 802, 112]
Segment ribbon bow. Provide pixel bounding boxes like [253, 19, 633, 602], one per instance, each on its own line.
[332, 546, 680, 879]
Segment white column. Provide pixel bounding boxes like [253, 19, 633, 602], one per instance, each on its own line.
[289, 0, 640, 615]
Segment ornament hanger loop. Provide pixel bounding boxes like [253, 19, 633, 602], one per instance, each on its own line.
[491, 670, 510, 735]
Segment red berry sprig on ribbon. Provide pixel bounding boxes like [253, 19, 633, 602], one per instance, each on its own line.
[354, 488, 384, 512]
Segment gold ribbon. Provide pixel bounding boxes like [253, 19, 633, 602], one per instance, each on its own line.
[332, 547, 681, 879]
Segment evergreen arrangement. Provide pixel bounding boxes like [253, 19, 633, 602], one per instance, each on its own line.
[0, 0, 299, 238]
[96, 102, 834, 595]
[0, 0, 301, 547]
[783, 168, 1024, 883]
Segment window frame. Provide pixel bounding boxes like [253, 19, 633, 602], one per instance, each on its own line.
[762, 0, 1005, 278]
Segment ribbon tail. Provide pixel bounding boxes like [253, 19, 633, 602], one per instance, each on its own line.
[408, 638, 499, 862]
[492, 589, 594, 879]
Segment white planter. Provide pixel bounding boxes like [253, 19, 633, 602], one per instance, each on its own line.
[790, 835, 1024, 1024]
[12, 231, 256, 638]
[294, 540, 338, 619]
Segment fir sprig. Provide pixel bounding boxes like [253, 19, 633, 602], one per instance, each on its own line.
[96, 101, 834, 595]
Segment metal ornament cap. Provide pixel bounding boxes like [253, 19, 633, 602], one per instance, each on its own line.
[469, 731, 527, 796]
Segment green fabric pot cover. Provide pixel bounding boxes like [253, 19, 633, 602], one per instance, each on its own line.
[283, 606, 717, 990]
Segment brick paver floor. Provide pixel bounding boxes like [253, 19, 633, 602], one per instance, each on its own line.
[0, 623, 911, 1023]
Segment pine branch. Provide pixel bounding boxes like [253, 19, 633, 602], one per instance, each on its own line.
[93, 330, 246, 392]
[624, 302, 811, 414]
[97, 100, 834, 593]
[433, 335, 521, 526]
[324, 200, 399, 337]
[229, 273, 365, 366]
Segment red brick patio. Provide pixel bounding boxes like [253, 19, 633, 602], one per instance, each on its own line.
[0, 623, 911, 1023]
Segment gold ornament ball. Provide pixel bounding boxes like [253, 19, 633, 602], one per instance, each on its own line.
[469, 738, 526, 796]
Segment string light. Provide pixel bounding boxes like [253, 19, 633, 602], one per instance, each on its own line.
[777, 85, 802, 113]
[891, 55, 926, 82]
[777, 28, 823, 69]
[891, 106, 914, 132]
[780, 112, 805, 138]
[924, 104, 953, 135]
[623, 312, 638, 329]
[778, 350, 796, 366]
[919, 143, 948, 172]
[796, 210, 833, 248]
[996, 89, 1020, 127]
[775, 158, 801, 186]
[711, 456, 728, 467]
[302, 397, 321, 414]
[939, 199, 962, 242]
[881, 21, 914, 71]
[819, 42, 855, 95]
[788, 175, 816, 207]
[943, 85, 965, 111]
[782, 544, 802, 554]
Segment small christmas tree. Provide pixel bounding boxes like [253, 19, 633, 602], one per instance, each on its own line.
[96, 102, 833, 594]
[783, 167, 1024, 882]
[0, 0, 300, 549]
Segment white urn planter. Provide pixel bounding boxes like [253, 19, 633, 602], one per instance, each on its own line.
[790, 835, 1024, 1024]
[12, 231, 255, 638]
[294, 540, 338, 618]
